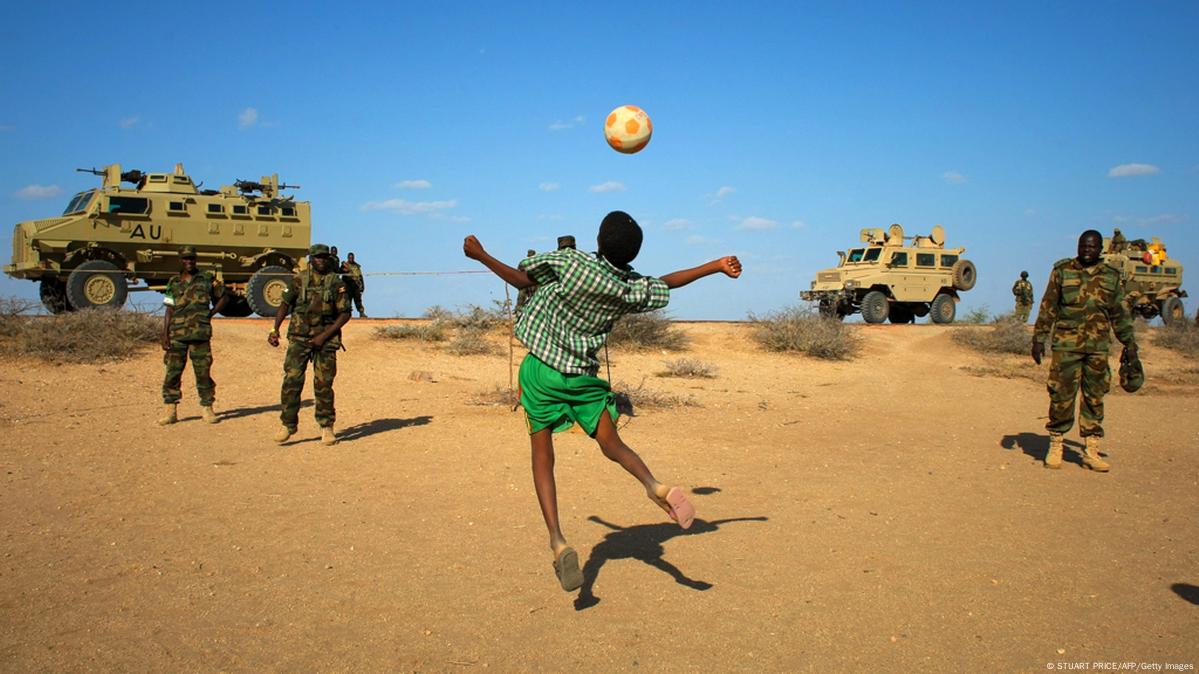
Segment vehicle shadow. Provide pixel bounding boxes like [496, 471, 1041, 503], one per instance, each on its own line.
[337, 415, 433, 442]
[220, 399, 313, 421]
[1170, 583, 1199, 605]
[573, 514, 768, 611]
[1000, 433, 1086, 466]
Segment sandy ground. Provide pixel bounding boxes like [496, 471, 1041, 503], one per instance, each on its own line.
[1, 320, 1196, 673]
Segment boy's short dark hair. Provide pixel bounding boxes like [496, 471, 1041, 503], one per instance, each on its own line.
[597, 211, 643, 268]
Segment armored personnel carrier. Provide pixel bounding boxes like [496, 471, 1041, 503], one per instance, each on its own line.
[4, 163, 310, 317]
[1103, 230, 1186, 325]
[800, 224, 977, 324]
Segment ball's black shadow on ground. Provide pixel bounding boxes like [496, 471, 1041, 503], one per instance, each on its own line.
[1171, 583, 1199, 605]
[573, 514, 768, 611]
[1000, 433, 1091, 466]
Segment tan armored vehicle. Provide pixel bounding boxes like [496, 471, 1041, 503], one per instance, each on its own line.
[1103, 231, 1186, 325]
[4, 163, 310, 317]
[800, 224, 977, 324]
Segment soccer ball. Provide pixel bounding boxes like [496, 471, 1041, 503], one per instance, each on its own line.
[604, 105, 652, 154]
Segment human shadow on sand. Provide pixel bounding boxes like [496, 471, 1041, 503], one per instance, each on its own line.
[1000, 433, 1093, 467]
[337, 416, 432, 442]
[220, 399, 312, 421]
[1171, 583, 1199, 605]
[574, 514, 768, 611]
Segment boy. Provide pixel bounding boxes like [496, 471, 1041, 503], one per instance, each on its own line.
[463, 210, 742, 591]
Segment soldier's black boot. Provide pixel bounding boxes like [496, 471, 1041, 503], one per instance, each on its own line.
[1081, 435, 1110, 472]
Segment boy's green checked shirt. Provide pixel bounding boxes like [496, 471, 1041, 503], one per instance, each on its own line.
[516, 248, 670, 375]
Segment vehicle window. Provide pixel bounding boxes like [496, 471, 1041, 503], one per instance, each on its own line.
[1151, 266, 1161, 274]
[172, 176, 191, 184]
[232, 205, 248, 215]
[107, 196, 149, 214]
[916, 253, 935, 267]
[256, 205, 274, 216]
[941, 254, 959, 267]
[281, 207, 296, 217]
[847, 248, 865, 263]
[1135, 266, 1148, 273]
[62, 190, 96, 215]
[1164, 267, 1176, 274]
[207, 204, 224, 214]
[863, 247, 881, 262]
[168, 201, 186, 212]
[890, 252, 908, 266]
[149, 175, 167, 183]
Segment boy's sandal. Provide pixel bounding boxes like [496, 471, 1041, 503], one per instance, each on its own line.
[666, 487, 696, 530]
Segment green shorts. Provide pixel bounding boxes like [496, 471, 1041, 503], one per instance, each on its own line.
[519, 353, 619, 436]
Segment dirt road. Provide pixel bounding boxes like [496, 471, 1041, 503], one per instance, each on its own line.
[1, 321, 1196, 672]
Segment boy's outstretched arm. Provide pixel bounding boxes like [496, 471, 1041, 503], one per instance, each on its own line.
[660, 256, 742, 289]
[463, 235, 535, 289]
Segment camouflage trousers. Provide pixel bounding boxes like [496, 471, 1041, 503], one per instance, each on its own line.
[280, 340, 338, 430]
[163, 340, 215, 405]
[1046, 350, 1111, 437]
[1015, 301, 1032, 323]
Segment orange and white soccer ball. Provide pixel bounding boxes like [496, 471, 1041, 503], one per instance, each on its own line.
[604, 105, 653, 154]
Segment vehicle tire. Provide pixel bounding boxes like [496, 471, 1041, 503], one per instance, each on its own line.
[930, 293, 956, 324]
[65, 260, 127, 310]
[1160, 296, 1184, 326]
[861, 290, 889, 324]
[219, 295, 254, 318]
[888, 303, 915, 324]
[39, 279, 69, 314]
[951, 259, 977, 291]
[246, 265, 292, 318]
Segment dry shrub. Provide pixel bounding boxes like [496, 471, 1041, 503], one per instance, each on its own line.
[953, 315, 1035, 354]
[749, 307, 858, 360]
[613, 379, 699, 409]
[2, 308, 159, 363]
[447, 328, 497, 356]
[469, 384, 519, 407]
[608, 310, 689, 351]
[374, 323, 448, 342]
[962, 305, 991, 324]
[657, 358, 718, 378]
[1155, 322, 1199, 357]
[0, 297, 39, 338]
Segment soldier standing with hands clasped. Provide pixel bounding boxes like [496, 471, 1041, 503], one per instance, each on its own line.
[1032, 230, 1137, 472]
[159, 246, 230, 425]
[1012, 271, 1034, 322]
[268, 244, 352, 446]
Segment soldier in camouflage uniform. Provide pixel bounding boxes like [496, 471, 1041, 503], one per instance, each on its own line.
[267, 244, 352, 446]
[159, 245, 230, 425]
[1012, 271, 1034, 322]
[340, 252, 367, 317]
[1032, 230, 1138, 472]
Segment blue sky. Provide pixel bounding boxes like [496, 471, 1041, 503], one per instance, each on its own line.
[2, 2, 1196, 320]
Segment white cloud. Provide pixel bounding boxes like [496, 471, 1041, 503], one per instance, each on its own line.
[790, 220, 806, 229]
[538, 182, 560, 192]
[1108, 163, 1160, 178]
[686, 234, 720, 245]
[663, 218, 693, 230]
[1139, 213, 1182, 226]
[119, 115, 140, 129]
[942, 170, 968, 184]
[16, 184, 62, 199]
[395, 179, 432, 190]
[589, 181, 626, 193]
[238, 107, 259, 129]
[708, 185, 736, 205]
[361, 198, 459, 215]
[548, 115, 585, 131]
[736, 216, 779, 231]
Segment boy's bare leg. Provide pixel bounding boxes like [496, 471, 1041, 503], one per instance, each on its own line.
[593, 410, 674, 516]
[530, 428, 569, 554]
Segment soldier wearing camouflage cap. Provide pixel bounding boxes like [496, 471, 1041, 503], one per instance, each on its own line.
[1032, 230, 1138, 472]
[1012, 271, 1034, 323]
[267, 243, 352, 446]
[159, 245, 230, 426]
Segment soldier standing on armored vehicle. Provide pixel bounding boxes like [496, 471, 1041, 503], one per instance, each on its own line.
[1012, 271, 1034, 322]
[159, 246, 231, 426]
[267, 244, 352, 446]
[340, 252, 367, 318]
[1032, 230, 1138, 472]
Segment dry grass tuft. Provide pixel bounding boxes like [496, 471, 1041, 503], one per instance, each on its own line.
[1154, 322, 1199, 357]
[953, 315, 1036, 354]
[613, 379, 700, 409]
[0, 304, 159, 363]
[607, 311, 690, 351]
[447, 328, 497, 356]
[468, 384, 519, 407]
[656, 358, 718, 379]
[374, 323, 448, 342]
[750, 307, 859, 360]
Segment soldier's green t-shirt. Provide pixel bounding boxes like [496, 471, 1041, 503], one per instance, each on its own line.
[164, 271, 224, 342]
[280, 270, 351, 346]
[1033, 258, 1135, 353]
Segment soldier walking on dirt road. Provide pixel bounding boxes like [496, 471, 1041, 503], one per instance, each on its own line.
[1032, 230, 1138, 472]
[1012, 271, 1034, 322]
[159, 245, 230, 426]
